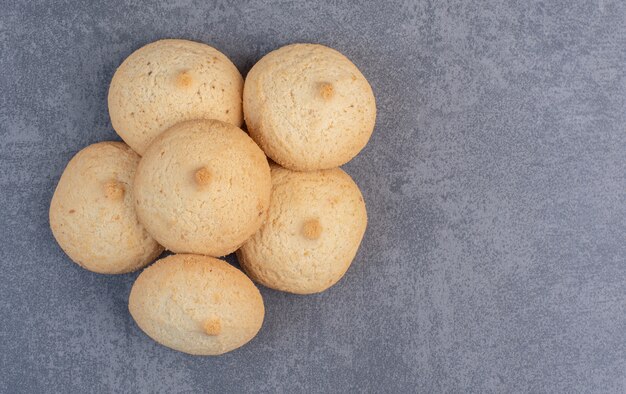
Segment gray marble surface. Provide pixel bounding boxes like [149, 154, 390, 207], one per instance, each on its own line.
[1, 1, 625, 392]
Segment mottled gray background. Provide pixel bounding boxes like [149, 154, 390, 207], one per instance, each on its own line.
[1, 0, 625, 392]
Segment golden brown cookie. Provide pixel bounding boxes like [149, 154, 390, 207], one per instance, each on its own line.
[129, 254, 265, 355]
[243, 43, 376, 171]
[133, 119, 271, 256]
[49, 142, 163, 274]
[108, 39, 243, 154]
[237, 165, 367, 294]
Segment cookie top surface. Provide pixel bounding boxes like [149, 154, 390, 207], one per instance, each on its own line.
[134, 119, 271, 256]
[243, 43, 376, 171]
[128, 254, 265, 355]
[49, 142, 163, 274]
[237, 165, 367, 294]
[108, 39, 243, 154]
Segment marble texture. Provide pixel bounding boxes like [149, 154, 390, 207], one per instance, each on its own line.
[0, 0, 624, 392]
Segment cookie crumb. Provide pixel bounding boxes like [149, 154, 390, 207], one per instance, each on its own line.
[203, 318, 221, 336]
[194, 167, 212, 186]
[302, 218, 322, 240]
[320, 82, 334, 100]
[175, 70, 193, 88]
[104, 181, 125, 200]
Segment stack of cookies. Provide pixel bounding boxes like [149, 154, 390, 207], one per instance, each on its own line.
[49, 39, 376, 355]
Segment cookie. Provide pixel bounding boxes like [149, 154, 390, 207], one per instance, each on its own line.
[133, 119, 271, 256]
[49, 142, 163, 274]
[243, 43, 376, 171]
[129, 254, 265, 355]
[237, 165, 367, 294]
[108, 39, 243, 155]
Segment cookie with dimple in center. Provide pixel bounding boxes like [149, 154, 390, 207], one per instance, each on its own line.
[108, 39, 244, 155]
[49, 142, 163, 274]
[129, 254, 265, 355]
[243, 43, 376, 171]
[237, 165, 368, 294]
[133, 119, 272, 257]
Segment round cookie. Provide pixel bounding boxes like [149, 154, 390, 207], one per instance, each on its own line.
[49, 142, 163, 274]
[134, 119, 271, 256]
[129, 254, 265, 355]
[237, 165, 367, 294]
[108, 39, 243, 155]
[243, 43, 376, 171]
